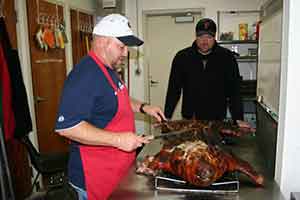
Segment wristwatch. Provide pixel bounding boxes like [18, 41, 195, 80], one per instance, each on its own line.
[139, 103, 148, 114]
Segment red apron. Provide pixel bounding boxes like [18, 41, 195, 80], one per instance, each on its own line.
[79, 51, 136, 200]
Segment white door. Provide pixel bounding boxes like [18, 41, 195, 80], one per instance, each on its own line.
[146, 14, 202, 122]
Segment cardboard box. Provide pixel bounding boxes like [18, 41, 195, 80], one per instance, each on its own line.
[239, 23, 248, 40]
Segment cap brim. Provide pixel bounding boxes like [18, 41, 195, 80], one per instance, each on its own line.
[117, 35, 144, 46]
[196, 31, 215, 37]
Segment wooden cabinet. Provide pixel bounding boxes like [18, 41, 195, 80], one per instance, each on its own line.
[70, 9, 94, 65]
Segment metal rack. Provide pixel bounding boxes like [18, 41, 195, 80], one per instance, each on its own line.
[217, 22, 259, 127]
[216, 10, 260, 81]
[154, 173, 239, 194]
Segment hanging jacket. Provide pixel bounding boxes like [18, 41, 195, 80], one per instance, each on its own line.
[6, 49, 33, 138]
[0, 43, 15, 140]
[0, 85, 2, 126]
[0, 18, 32, 138]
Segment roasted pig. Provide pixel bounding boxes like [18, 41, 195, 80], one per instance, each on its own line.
[137, 140, 264, 187]
[154, 119, 255, 137]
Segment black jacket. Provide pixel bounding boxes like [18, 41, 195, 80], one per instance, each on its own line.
[164, 41, 243, 120]
[0, 18, 32, 138]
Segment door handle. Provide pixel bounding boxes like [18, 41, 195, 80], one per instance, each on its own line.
[34, 96, 47, 103]
[150, 80, 159, 84]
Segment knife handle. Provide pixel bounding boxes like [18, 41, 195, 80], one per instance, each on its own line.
[158, 112, 167, 123]
[136, 144, 145, 157]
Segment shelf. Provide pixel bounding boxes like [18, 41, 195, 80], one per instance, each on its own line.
[242, 96, 257, 101]
[236, 55, 257, 62]
[237, 59, 257, 63]
[216, 10, 261, 42]
[218, 40, 258, 44]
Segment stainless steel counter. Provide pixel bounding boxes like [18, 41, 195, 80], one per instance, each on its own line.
[110, 135, 285, 200]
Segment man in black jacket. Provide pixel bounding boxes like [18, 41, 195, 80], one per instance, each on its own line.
[164, 18, 247, 125]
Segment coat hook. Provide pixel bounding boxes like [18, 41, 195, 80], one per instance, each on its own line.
[0, 0, 5, 18]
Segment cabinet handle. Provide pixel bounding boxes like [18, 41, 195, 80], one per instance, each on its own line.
[34, 96, 47, 103]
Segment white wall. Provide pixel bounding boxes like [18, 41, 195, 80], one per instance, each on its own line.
[275, 0, 300, 198]
[257, 10, 282, 115]
[140, 0, 262, 21]
[124, 0, 262, 133]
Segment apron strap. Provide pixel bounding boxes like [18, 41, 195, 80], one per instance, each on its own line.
[89, 51, 118, 92]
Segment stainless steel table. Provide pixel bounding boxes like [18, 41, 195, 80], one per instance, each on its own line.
[110, 134, 285, 200]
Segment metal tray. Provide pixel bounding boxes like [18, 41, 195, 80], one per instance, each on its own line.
[154, 172, 239, 194]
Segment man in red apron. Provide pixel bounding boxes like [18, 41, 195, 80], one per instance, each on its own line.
[55, 14, 166, 200]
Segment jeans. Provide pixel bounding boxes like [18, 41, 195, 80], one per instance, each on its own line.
[69, 182, 87, 200]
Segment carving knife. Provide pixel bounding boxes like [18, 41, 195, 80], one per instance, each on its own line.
[152, 128, 194, 140]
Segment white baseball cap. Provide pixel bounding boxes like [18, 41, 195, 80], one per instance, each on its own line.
[93, 14, 144, 46]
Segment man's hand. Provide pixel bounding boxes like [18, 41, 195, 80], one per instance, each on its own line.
[236, 120, 251, 128]
[114, 133, 154, 152]
[142, 104, 167, 122]
[236, 120, 256, 133]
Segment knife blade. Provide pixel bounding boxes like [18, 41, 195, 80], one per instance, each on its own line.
[153, 128, 194, 140]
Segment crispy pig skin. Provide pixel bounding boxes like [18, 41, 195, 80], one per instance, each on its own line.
[137, 140, 264, 187]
